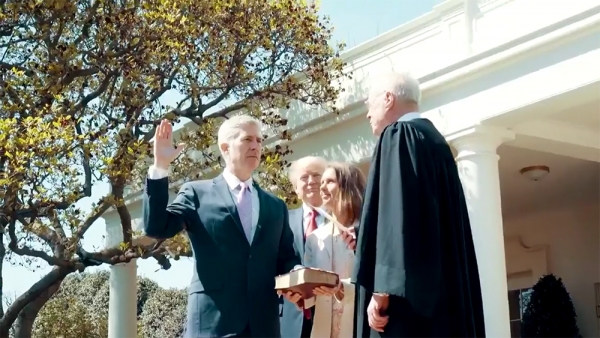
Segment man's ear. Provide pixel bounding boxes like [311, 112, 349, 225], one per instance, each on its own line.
[219, 142, 228, 155]
[384, 91, 395, 109]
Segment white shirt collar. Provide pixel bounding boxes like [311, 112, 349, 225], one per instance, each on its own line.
[223, 168, 253, 192]
[398, 112, 422, 122]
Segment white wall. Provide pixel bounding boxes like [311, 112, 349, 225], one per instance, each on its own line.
[504, 202, 600, 337]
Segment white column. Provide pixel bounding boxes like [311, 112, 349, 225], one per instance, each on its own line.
[464, 0, 476, 55]
[449, 126, 514, 338]
[105, 219, 138, 338]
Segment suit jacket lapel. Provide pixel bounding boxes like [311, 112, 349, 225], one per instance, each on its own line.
[213, 175, 247, 240]
[292, 208, 305, 261]
[322, 222, 334, 262]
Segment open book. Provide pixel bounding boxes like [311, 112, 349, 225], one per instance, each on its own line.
[275, 267, 339, 299]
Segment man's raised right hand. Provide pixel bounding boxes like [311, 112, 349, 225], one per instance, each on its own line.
[153, 119, 185, 170]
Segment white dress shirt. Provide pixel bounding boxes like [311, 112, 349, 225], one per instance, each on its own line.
[147, 166, 260, 242]
[399, 112, 422, 122]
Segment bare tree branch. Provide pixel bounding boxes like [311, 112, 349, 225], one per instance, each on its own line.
[7, 219, 69, 268]
[0, 266, 73, 337]
[73, 199, 111, 240]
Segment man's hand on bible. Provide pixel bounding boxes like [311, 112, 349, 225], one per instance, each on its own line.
[367, 294, 389, 332]
[313, 281, 342, 297]
[340, 226, 357, 250]
[277, 290, 302, 305]
[153, 119, 185, 169]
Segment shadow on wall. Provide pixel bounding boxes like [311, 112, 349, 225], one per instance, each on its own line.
[283, 71, 375, 165]
[283, 65, 373, 133]
[322, 133, 375, 163]
[289, 114, 376, 164]
[336, 67, 372, 110]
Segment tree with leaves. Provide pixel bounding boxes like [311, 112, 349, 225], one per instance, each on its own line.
[521, 274, 581, 337]
[0, 0, 346, 336]
[31, 270, 185, 338]
[138, 287, 187, 338]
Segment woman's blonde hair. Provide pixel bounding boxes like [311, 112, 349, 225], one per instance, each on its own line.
[326, 162, 367, 224]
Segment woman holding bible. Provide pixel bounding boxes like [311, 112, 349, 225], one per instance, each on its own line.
[303, 162, 366, 338]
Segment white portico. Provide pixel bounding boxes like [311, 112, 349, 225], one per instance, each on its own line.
[449, 126, 516, 336]
[103, 0, 600, 337]
[278, 0, 600, 335]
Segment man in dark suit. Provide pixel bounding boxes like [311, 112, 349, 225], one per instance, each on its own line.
[143, 117, 302, 338]
[280, 156, 327, 338]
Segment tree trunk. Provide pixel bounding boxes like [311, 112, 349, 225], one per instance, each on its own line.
[0, 231, 5, 320]
[0, 267, 72, 338]
[12, 276, 64, 338]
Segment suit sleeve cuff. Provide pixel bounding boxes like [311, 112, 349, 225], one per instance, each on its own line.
[304, 296, 315, 309]
[148, 165, 169, 179]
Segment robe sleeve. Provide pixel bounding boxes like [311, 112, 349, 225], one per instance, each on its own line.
[352, 121, 442, 316]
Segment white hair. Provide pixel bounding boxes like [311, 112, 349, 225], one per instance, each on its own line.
[217, 115, 262, 153]
[288, 156, 327, 187]
[372, 71, 421, 104]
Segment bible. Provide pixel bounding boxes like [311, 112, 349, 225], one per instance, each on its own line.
[275, 267, 339, 299]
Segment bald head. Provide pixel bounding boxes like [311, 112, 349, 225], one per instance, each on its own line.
[365, 71, 421, 136]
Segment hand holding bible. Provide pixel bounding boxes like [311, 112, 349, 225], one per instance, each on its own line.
[313, 281, 341, 297]
[274, 267, 339, 299]
[277, 290, 302, 305]
[153, 119, 185, 169]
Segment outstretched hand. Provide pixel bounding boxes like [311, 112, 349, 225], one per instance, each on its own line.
[153, 119, 185, 169]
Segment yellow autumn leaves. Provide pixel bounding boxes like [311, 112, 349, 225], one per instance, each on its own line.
[1, 0, 345, 265]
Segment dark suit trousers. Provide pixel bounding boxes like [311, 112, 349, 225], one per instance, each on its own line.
[235, 324, 252, 337]
[299, 306, 315, 338]
[300, 317, 313, 338]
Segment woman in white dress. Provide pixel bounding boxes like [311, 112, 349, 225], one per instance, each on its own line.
[303, 162, 366, 338]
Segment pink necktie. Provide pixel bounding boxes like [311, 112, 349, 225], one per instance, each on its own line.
[236, 182, 252, 242]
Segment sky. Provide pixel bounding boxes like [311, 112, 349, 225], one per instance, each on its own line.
[3, 0, 438, 304]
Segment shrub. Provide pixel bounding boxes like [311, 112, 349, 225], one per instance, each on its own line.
[521, 274, 581, 337]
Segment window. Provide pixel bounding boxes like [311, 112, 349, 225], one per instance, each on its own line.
[508, 288, 533, 337]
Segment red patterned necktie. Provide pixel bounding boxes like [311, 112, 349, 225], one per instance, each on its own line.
[304, 209, 318, 238]
[303, 209, 318, 319]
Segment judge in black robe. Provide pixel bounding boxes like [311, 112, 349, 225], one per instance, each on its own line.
[352, 116, 486, 337]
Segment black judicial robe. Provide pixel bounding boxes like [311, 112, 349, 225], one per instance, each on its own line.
[352, 118, 486, 337]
